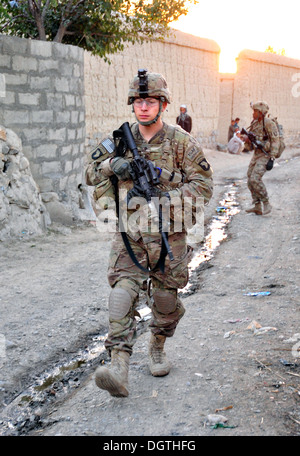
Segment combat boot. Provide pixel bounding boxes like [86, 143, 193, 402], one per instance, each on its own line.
[263, 201, 272, 215]
[245, 202, 262, 215]
[149, 334, 170, 377]
[95, 349, 130, 397]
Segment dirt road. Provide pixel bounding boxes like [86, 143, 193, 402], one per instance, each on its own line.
[0, 147, 299, 438]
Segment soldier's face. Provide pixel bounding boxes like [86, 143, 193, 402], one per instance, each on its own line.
[253, 109, 261, 120]
[133, 98, 166, 123]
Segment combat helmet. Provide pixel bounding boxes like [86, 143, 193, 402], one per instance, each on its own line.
[251, 101, 269, 115]
[127, 69, 172, 105]
[128, 69, 171, 126]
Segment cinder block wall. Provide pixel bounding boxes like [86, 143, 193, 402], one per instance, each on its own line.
[0, 35, 86, 211]
[84, 30, 221, 148]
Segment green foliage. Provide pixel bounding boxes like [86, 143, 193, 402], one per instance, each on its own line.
[265, 45, 286, 56]
[0, 0, 197, 59]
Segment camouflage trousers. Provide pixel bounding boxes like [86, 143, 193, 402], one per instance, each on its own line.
[247, 152, 270, 204]
[104, 230, 192, 355]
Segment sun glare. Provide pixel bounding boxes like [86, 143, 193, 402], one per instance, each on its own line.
[170, 0, 300, 74]
[219, 51, 237, 74]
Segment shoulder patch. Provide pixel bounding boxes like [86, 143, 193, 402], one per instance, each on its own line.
[88, 138, 115, 164]
[101, 138, 115, 154]
[198, 158, 211, 172]
[187, 145, 200, 162]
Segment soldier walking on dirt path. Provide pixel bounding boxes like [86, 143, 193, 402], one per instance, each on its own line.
[244, 101, 280, 215]
[85, 70, 213, 397]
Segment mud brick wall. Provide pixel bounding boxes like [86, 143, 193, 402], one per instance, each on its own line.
[217, 74, 235, 144]
[84, 30, 221, 148]
[218, 50, 300, 145]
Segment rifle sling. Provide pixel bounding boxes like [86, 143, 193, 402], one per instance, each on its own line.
[111, 175, 168, 274]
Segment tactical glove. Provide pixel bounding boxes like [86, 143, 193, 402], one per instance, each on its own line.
[110, 157, 134, 180]
[266, 158, 274, 171]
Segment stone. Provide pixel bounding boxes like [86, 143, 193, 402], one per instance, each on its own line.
[0, 125, 50, 240]
[0, 128, 7, 141]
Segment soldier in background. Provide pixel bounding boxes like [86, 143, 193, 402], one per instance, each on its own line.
[244, 101, 279, 215]
[85, 71, 213, 397]
[176, 104, 192, 133]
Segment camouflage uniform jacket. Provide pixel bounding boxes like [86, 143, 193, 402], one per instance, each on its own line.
[246, 117, 280, 159]
[86, 122, 213, 237]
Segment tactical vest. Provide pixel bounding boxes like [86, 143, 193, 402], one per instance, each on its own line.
[130, 122, 190, 190]
[86, 123, 191, 203]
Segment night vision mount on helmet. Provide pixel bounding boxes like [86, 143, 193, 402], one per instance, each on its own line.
[128, 69, 172, 126]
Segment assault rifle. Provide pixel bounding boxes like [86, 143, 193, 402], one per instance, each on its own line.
[120, 122, 160, 201]
[113, 122, 174, 270]
[241, 128, 268, 155]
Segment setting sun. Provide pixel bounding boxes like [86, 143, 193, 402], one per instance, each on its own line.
[170, 0, 300, 73]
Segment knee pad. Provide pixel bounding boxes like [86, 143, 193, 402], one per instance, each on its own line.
[109, 287, 133, 320]
[153, 289, 177, 314]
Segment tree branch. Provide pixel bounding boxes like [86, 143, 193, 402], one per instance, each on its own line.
[28, 0, 46, 40]
[54, 0, 86, 43]
[41, 0, 52, 21]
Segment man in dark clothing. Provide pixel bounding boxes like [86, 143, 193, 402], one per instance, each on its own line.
[176, 104, 192, 133]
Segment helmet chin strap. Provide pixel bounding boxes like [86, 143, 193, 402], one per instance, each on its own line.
[133, 100, 164, 126]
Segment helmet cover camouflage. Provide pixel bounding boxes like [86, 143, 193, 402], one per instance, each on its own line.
[251, 101, 269, 115]
[128, 70, 172, 105]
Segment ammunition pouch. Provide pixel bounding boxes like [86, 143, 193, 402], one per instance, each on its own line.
[158, 166, 184, 188]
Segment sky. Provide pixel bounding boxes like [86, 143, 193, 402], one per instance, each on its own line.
[170, 0, 300, 73]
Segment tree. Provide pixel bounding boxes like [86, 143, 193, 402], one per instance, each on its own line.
[265, 45, 286, 56]
[0, 0, 197, 59]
